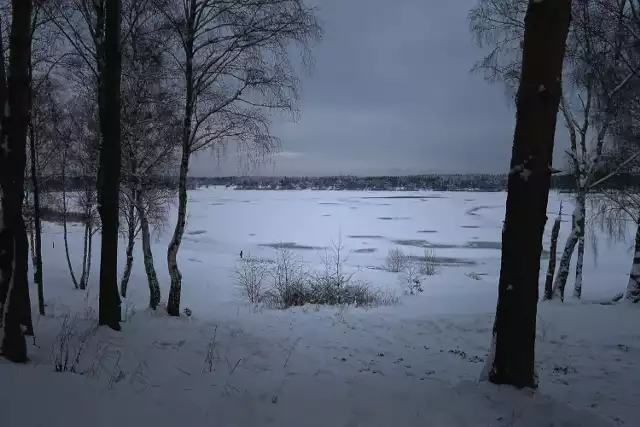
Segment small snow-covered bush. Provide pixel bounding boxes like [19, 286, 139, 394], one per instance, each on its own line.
[418, 248, 437, 276]
[401, 263, 424, 295]
[263, 243, 398, 309]
[234, 255, 270, 303]
[386, 247, 408, 272]
[263, 248, 309, 308]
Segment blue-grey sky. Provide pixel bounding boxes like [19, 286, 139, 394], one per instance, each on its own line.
[190, 0, 569, 177]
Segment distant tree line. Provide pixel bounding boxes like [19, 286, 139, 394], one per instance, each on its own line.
[35, 172, 640, 194]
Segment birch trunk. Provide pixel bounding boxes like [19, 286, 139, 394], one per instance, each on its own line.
[86, 228, 93, 284]
[167, 148, 189, 316]
[166, 33, 194, 316]
[625, 218, 640, 302]
[136, 189, 160, 309]
[120, 195, 136, 298]
[544, 203, 562, 300]
[61, 152, 79, 289]
[78, 222, 91, 290]
[573, 231, 585, 298]
[552, 193, 585, 300]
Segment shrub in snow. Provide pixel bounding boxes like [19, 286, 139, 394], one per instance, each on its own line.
[263, 245, 398, 309]
[418, 248, 437, 276]
[233, 256, 270, 304]
[400, 263, 424, 295]
[386, 247, 408, 272]
[263, 248, 309, 308]
[51, 313, 98, 373]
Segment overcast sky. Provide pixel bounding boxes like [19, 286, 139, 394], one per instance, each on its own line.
[190, 0, 569, 177]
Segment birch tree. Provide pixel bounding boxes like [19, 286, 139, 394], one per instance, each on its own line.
[552, 0, 639, 300]
[156, 0, 322, 316]
[118, 0, 179, 308]
[470, 0, 640, 301]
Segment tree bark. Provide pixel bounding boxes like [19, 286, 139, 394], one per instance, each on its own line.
[97, 0, 122, 331]
[136, 187, 160, 309]
[61, 159, 80, 289]
[27, 59, 44, 315]
[553, 193, 585, 300]
[626, 217, 640, 301]
[79, 221, 92, 290]
[573, 226, 585, 298]
[120, 193, 136, 298]
[544, 203, 562, 300]
[166, 28, 195, 317]
[1, 0, 35, 362]
[167, 148, 189, 316]
[482, 0, 571, 389]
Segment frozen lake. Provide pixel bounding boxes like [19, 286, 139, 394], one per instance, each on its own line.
[8, 187, 639, 427]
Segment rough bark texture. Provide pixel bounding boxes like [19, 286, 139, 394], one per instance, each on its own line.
[544, 203, 562, 300]
[626, 218, 640, 302]
[120, 194, 136, 298]
[553, 194, 585, 300]
[1, 0, 35, 362]
[136, 188, 160, 309]
[485, 0, 571, 389]
[97, 0, 122, 330]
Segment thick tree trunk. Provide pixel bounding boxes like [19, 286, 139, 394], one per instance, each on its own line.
[625, 218, 640, 301]
[97, 0, 122, 331]
[483, 0, 571, 389]
[1, 0, 34, 362]
[120, 195, 136, 298]
[136, 188, 160, 309]
[544, 203, 562, 300]
[167, 44, 194, 317]
[553, 193, 585, 300]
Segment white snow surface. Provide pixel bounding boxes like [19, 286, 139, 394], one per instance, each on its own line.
[2, 188, 639, 426]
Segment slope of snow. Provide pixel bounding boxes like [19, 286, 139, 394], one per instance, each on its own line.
[0, 362, 615, 427]
[7, 188, 639, 426]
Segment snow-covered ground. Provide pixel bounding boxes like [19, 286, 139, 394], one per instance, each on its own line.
[2, 188, 638, 426]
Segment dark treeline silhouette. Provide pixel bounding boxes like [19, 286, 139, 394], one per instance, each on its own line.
[34, 172, 640, 193]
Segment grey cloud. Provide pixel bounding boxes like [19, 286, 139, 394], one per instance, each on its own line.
[189, 0, 570, 177]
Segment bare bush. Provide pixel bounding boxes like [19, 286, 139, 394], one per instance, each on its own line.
[401, 263, 424, 295]
[263, 244, 397, 309]
[51, 313, 98, 373]
[264, 248, 309, 308]
[202, 326, 219, 374]
[234, 256, 270, 304]
[419, 248, 437, 276]
[386, 248, 408, 272]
